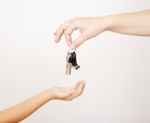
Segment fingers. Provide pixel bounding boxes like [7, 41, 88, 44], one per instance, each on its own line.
[54, 26, 64, 43]
[54, 20, 86, 49]
[64, 24, 77, 48]
[55, 25, 87, 49]
[69, 80, 86, 100]
[72, 80, 81, 90]
[75, 80, 86, 96]
[54, 21, 72, 43]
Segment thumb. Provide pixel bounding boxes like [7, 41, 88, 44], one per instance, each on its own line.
[70, 33, 87, 50]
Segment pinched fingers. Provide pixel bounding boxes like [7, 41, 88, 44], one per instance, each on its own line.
[64, 24, 77, 48]
[54, 20, 72, 43]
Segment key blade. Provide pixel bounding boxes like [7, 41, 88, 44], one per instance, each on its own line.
[68, 63, 72, 75]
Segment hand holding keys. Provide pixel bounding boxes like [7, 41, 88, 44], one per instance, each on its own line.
[66, 50, 80, 75]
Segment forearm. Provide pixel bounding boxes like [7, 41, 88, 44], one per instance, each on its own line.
[0, 81, 85, 123]
[104, 9, 150, 36]
[0, 89, 53, 123]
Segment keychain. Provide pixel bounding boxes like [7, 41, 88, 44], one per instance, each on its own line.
[66, 50, 80, 75]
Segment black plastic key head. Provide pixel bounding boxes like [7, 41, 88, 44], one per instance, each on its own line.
[71, 52, 80, 70]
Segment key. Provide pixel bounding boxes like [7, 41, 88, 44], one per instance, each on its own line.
[66, 62, 72, 75]
[66, 50, 80, 75]
[66, 51, 72, 75]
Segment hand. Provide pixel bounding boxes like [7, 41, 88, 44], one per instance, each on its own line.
[49, 80, 86, 101]
[54, 17, 110, 49]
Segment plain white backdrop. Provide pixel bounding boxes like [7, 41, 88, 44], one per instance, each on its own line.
[0, 0, 150, 123]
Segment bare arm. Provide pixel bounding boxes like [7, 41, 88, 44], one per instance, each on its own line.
[0, 80, 85, 123]
[108, 9, 150, 36]
[54, 9, 150, 49]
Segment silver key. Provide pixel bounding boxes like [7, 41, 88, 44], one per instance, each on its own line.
[66, 62, 72, 75]
[66, 51, 72, 75]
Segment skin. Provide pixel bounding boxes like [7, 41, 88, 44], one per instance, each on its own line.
[0, 80, 85, 123]
[54, 9, 150, 50]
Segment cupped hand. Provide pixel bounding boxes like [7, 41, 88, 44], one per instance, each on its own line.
[50, 80, 86, 101]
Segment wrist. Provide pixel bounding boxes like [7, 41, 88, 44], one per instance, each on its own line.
[42, 89, 56, 101]
[97, 15, 115, 32]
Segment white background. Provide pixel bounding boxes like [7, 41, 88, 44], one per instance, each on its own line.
[0, 0, 150, 123]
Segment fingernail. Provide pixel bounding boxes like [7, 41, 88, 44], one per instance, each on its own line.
[54, 38, 58, 43]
